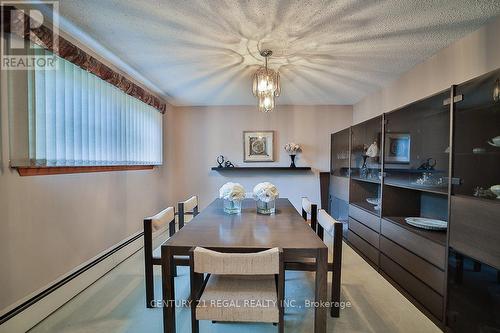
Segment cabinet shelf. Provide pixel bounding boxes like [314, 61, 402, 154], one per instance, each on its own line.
[351, 176, 381, 184]
[351, 201, 381, 217]
[384, 181, 448, 195]
[382, 216, 447, 246]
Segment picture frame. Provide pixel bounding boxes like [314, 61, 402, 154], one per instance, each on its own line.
[243, 131, 274, 162]
[385, 133, 411, 163]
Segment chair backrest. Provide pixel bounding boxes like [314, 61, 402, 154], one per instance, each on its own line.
[316, 209, 343, 249]
[301, 197, 318, 231]
[178, 195, 199, 229]
[192, 247, 280, 275]
[143, 207, 176, 254]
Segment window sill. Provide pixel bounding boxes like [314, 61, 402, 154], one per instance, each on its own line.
[15, 165, 155, 176]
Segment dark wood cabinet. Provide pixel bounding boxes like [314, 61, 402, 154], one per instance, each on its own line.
[331, 68, 500, 331]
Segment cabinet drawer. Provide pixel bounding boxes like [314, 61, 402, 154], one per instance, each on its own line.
[349, 218, 379, 249]
[381, 219, 445, 269]
[349, 204, 380, 231]
[380, 254, 443, 320]
[380, 236, 445, 295]
[348, 230, 379, 266]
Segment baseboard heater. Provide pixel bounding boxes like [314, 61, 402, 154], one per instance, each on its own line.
[0, 231, 144, 332]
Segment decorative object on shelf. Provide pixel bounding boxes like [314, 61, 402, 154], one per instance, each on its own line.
[473, 186, 497, 199]
[472, 147, 486, 154]
[487, 136, 500, 147]
[366, 197, 381, 211]
[385, 133, 411, 163]
[490, 185, 500, 199]
[417, 158, 437, 171]
[411, 172, 447, 188]
[243, 131, 274, 162]
[494, 78, 500, 103]
[284, 142, 302, 168]
[253, 182, 279, 215]
[216, 155, 225, 168]
[360, 141, 378, 178]
[252, 49, 281, 113]
[405, 217, 448, 231]
[219, 182, 246, 214]
[224, 160, 235, 168]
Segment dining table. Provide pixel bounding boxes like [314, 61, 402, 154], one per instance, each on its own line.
[160, 198, 328, 333]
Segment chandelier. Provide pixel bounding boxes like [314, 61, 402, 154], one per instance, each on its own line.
[252, 50, 281, 112]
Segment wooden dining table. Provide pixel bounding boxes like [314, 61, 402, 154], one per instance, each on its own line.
[160, 198, 328, 333]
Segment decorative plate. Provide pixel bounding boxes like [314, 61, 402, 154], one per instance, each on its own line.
[405, 217, 447, 231]
[487, 140, 500, 147]
[366, 198, 380, 205]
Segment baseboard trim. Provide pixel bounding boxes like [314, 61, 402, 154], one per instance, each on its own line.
[0, 232, 144, 333]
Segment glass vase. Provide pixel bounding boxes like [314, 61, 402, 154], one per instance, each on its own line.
[223, 199, 242, 214]
[256, 199, 276, 215]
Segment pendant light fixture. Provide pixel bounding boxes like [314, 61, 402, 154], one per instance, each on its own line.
[252, 50, 281, 112]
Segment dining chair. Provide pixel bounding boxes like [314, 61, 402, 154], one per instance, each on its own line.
[189, 247, 284, 333]
[286, 208, 343, 317]
[178, 195, 199, 230]
[302, 197, 318, 231]
[143, 207, 189, 308]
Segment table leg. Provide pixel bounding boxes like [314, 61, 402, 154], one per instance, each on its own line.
[314, 247, 328, 333]
[162, 245, 175, 333]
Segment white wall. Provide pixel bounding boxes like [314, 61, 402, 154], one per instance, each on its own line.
[0, 72, 176, 313]
[169, 105, 352, 210]
[354, 15, 500, 123]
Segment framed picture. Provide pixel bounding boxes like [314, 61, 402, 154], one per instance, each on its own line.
[243, 131, 274, 162]
[385, 133, 411, 163]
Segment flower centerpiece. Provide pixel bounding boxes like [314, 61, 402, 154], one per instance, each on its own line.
[219, 182, 246, 214]
[253, 182, 279, 214]
[284, 142, 302, 168]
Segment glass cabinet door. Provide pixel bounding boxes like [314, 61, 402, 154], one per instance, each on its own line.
[331, 128, 350, 177]
[453, 69, 500, 200]
[384, 89, 450, 194]
[350, 116, 382, 182]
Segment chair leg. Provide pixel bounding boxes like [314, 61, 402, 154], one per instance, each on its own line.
[330, 270, 340, 318]
[145, 262, 154, 308]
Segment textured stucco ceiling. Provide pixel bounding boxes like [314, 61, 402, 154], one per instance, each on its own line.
[54, 0, 500, 106]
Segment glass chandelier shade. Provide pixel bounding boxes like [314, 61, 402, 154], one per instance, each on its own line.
[252, 50, 281, 112]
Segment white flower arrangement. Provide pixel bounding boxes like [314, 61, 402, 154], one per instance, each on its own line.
[253, 182, 279, 203]
[219, 182, 246, 202]
[284, 142, 302, 155]
[364, 141, 379, 158]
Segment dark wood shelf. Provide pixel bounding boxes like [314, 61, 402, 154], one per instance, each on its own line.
[384, 180, 448, 195]
[211, 166, 312, 171]
[351, 176, 381, 185]
[351, 201, 381, 217]
[382, 216, 447, 246]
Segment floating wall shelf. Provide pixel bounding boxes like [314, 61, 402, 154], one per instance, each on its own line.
[211, 167, 311, 171]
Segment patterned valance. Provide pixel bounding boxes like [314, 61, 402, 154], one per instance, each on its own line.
[2, 6, 167, 113]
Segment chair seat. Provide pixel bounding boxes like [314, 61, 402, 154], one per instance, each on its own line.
[196, 274, 279, 323]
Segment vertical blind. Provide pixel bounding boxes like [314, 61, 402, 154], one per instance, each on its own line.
[27, 48, 163, 167]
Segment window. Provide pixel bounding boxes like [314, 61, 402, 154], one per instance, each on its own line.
[12, 48, 163, 168]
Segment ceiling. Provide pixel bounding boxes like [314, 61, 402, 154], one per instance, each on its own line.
[54, 0, 500, 106]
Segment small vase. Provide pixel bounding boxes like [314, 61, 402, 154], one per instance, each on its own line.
[256, 199, 276, 215]
[223, 199, 242, 214]
[289, 154, 296, 168]
[360, 155, 368, 179]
